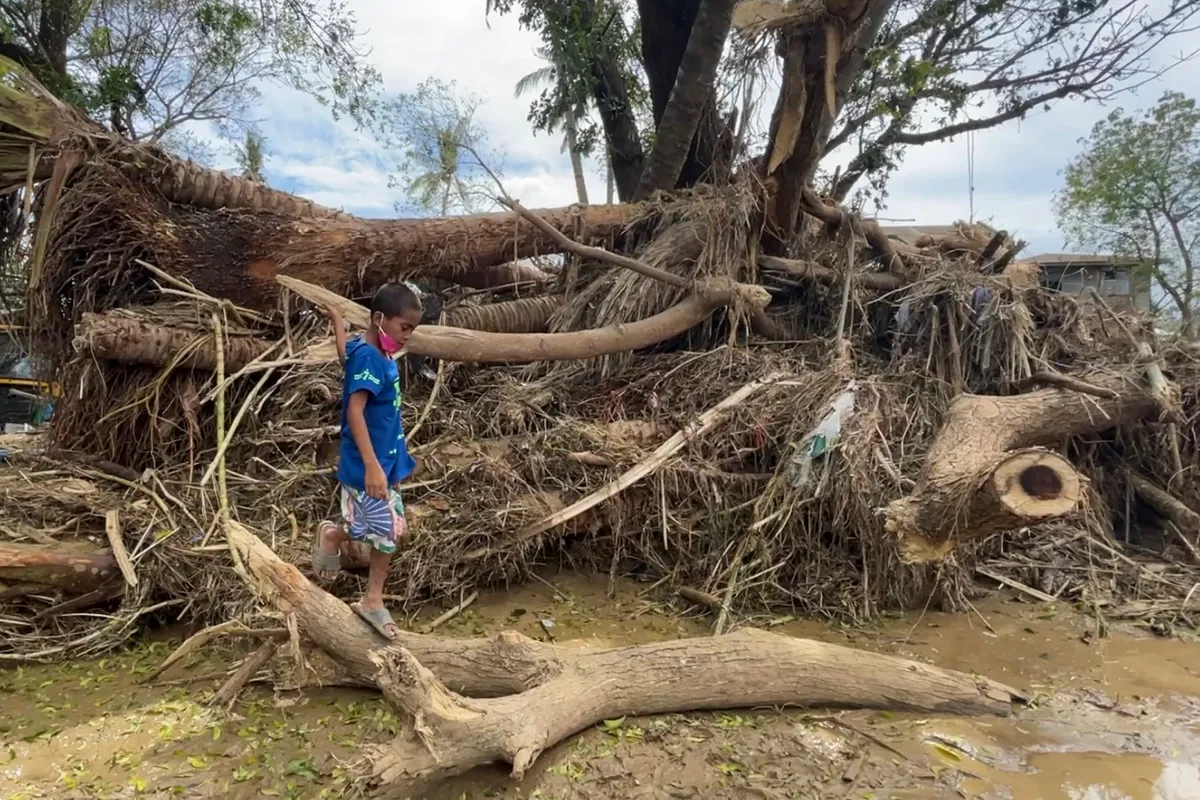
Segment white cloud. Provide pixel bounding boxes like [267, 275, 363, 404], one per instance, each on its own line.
[233, 0, 1200, 251]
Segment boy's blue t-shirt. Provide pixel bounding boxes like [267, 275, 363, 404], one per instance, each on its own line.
[336, 337, 416, 490]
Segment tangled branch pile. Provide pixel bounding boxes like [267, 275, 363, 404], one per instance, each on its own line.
[2, 58, 1198, 663]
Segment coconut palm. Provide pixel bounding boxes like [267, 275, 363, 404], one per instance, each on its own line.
[514, 46, 592, 205]
[235, 132, 267, 184]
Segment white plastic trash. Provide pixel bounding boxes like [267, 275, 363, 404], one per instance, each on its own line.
[789, 382, 858, 490]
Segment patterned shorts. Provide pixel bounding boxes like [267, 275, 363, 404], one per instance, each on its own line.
[339, 484, 405, 554]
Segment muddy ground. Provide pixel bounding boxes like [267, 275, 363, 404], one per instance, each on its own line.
[2, 574, 1199, 800]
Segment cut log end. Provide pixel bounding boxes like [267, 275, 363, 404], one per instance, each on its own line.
[994, 451, 1082, 520]
[890, 449, 1084, 564]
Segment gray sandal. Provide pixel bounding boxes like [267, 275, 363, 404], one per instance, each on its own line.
[352, 602, 399, 640]
[312, 521, 341, 580]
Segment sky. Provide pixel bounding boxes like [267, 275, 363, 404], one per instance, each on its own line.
[226, 1, 1200, 258]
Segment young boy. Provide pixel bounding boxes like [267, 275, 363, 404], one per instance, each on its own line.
[313, 283, 422, 640]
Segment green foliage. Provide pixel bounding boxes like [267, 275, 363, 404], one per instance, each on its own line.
[1055, 91, 1200, 334]
[234, 131, 267, 183]
[378, 78, 504, 217]
[0, 0, 380, 160]
[829, 0, 1198, 203]
[491, 0, 647, 158]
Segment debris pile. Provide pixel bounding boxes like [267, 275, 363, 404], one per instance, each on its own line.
[1, 58, 1198, 665]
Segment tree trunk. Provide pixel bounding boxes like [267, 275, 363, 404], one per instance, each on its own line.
[762, 0, 896, 245]
[442, 263, 553, 291]
[564, 113, 590, 205]
[580, 0, 645, 201]
[634, 0, 737, 200]
[120, 149, 348, 219]
[637, 0, 733, 190]
[118, 203, 637, 311]
[38, 0, 74, 76]
[77, 282, 764, 369]
[224, 520, 1021, 787]
[606, 151, 615, 204]
[885, 372, 1167, 561]
[443, 296, 567, 333]
[0, 542, 121, 594]
[76, 313, 274, 372]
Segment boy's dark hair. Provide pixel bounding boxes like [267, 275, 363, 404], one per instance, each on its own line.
[371, 282, 423, 318]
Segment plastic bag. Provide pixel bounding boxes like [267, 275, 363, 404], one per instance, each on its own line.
[789, 381, 858, 490]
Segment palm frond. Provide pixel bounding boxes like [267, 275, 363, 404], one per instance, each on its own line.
[514, 65, 557, 99]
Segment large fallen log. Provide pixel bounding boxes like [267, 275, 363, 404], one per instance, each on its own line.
[0, 542, 121, 594]
[885, 371, 1168, 561]
[0, 57, 626, 310]
[78, 279, 767, 369]
[224, 520, 1021, 786]
[154, 204, 637, 311]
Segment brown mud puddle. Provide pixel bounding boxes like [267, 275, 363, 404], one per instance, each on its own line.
[2, 574, 1199, 799]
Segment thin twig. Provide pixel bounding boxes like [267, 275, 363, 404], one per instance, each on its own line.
[1019, 371, 1120, 399]
[421, 590, 479, 633]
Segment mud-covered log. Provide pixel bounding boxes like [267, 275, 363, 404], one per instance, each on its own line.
[0, 542, 121, 594]
[886, 372, 1166, 561]
[225, 520, 1022, 786]
[450, 263, 553, 290]
[758, 255, 906, 291]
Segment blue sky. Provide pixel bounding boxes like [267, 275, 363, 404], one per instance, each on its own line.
[214, 1, 1200, 258]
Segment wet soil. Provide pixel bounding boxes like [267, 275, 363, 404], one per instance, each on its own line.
[2, 573, 1198, 799]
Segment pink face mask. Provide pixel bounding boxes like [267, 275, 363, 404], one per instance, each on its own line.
[374, 317, 402, 356]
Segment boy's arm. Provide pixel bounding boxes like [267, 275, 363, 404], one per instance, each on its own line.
[347, 390, 388, 499]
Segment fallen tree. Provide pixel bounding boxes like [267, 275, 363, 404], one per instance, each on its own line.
[0, 542, 120, 594]
[76, 279, 768, 369]
[225, 520, 1022, 786]
[886, 370, 1170, 561]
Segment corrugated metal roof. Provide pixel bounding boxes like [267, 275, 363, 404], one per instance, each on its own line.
[1029, 253, 1141, 266]
[876, 223, 998, 247]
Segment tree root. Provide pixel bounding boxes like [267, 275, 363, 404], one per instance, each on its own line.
[225, 520, 1023, 788]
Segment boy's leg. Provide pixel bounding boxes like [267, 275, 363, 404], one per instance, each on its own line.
[347, 487, 403, 639]
[314, 522, 347, 580]
[313, 489, 353, 580]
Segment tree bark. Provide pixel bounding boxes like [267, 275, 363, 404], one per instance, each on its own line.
[443, 296, 567, 334]
[38, 0, 74, 76]
[224, 520, 1022, 787]
[76, 313, 274, 372]
[135, 203, 637, 311]
[758, 254, 906, 291]
[762, 0, 896, 245]
[885, 372, 1167, 561]
[0, 542, 121, 594]
[637, 0, 733, 190]
[634, 0, 738, 200]
[581, 0, 645, 201]
[449, 263, 553, 290]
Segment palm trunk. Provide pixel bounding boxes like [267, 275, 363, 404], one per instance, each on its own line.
[564, 112, 589, 205]
[606, 150, 615, 204]
[45, 183, 638, 311]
